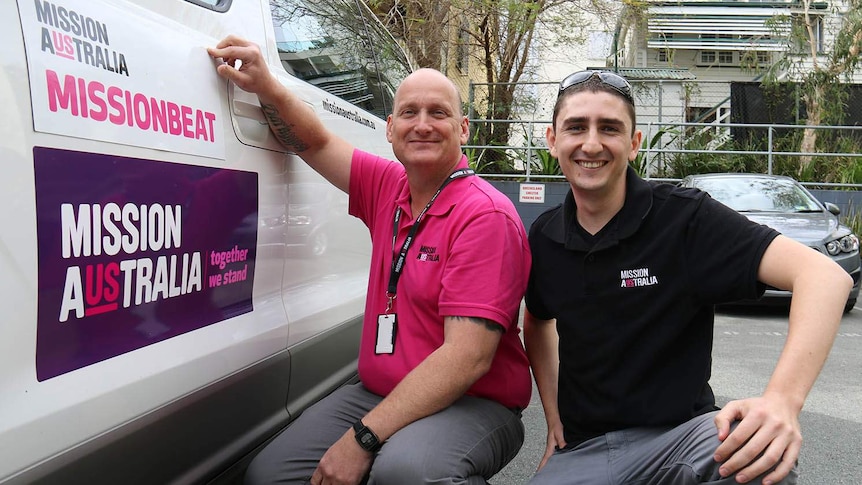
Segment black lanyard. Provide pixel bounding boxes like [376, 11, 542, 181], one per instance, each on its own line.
[385, 168, 474, 312]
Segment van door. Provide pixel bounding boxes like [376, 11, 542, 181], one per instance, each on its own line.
[2, 0, 294, 482]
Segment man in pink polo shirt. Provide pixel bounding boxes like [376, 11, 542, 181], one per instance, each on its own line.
[209, 36, 531, 485]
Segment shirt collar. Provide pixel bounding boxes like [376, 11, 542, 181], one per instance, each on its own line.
[542, 166, 653, 250]
[395, 155, 471, 219]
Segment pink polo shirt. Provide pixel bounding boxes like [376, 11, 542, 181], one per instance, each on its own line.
[348, 149, 532, 410]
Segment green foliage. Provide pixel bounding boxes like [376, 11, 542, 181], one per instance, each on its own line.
[632, 126, 680, 177]
[464, 129, 519, 175]
[659, 126, 862, 185]
[529, 148, 561, 179]
[841, 204, 862, 239]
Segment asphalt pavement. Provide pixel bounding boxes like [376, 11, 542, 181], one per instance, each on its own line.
[493, 304, 862, 484]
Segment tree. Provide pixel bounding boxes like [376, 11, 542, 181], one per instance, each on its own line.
[766, 0, 862, 177]
[367, 0, 617, 173]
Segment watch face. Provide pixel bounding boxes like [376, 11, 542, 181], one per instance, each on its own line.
[354, 422, 380, 452]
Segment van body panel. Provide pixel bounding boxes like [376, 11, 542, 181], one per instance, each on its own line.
[2, 0, 408, 481]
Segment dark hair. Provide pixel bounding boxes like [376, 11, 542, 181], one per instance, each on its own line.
[552, 76, 637, 134]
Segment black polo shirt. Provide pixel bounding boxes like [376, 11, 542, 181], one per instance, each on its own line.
[526, 167, 779, 446]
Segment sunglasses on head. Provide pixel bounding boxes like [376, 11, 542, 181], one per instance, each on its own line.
[558, 70, 634, 105]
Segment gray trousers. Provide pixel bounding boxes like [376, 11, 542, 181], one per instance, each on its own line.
[245, 383, 524, 485]
[529, 411, 798, 485]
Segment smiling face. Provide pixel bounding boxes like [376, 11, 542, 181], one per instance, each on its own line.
[386, 69, 468, 174]
[548, 90, 642, 203]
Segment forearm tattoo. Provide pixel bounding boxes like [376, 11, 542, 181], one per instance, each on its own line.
[451, 316, 504, 333]
[261, 103, 310, 153]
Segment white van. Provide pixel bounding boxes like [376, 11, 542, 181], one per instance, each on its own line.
[1, 0, 411, 483]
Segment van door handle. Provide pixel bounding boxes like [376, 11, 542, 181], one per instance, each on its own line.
[233, 99, 267, 124]
[228, 82, 283, 150]
[227, 80, 315, 152]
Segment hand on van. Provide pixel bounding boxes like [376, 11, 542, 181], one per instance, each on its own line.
[208, 35, 353, 192]
[207, 35, 282, 103]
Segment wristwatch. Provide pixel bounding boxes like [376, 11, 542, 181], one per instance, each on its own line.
[352, 419, 383, 453]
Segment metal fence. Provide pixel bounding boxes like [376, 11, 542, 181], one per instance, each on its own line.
[464, 79, 862, 187]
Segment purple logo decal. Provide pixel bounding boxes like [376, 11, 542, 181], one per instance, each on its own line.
[34, 147, 258, 380]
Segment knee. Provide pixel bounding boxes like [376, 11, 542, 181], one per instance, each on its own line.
[370, 452, 422, 483]
[370, 452, 461, 485]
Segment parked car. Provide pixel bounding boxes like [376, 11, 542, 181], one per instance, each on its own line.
[679, 173, 861, 312]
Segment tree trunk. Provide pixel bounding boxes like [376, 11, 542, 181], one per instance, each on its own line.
[799, 84, 824, 177]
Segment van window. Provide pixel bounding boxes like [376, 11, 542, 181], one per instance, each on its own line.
[358, 3, 411, 115]
[270, 0, 409, 119]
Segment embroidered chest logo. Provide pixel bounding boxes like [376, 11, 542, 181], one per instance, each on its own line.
[620, 267, 659, 288]
[417, 245, 439, 262]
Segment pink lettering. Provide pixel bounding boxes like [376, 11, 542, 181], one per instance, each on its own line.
[195, 109, 208, 141]
[181, 105, 193, 138]
[206, 112, 216, 143]
[167, 102, 182, 135]
[88, 81, 107, 121]
[77, 77, 88, 119]
[108, 86, 125, 124]
[85, 264, 105, 307]
[52, 31, 74, 59]
[151, 99, 167, 134]
[105, 262, 120, 301]
[46, 70, 78, 115]
[133, 93, 150, 130]
[125, 90, 134, 126]
[43, 72, 217, 144]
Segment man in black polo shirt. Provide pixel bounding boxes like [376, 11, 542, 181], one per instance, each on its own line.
[524, 71, 852, 485]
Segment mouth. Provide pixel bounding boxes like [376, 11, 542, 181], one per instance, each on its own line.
[576, 160, 607, 169]
[407, 137, 440, 143]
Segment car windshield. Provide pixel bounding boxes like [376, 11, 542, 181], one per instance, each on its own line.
[693, 177, 822, 213]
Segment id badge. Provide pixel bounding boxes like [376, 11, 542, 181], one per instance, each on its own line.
[375, 314, 396, 354]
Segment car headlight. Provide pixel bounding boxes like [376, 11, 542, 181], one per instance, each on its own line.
[826, 234, 859, 255]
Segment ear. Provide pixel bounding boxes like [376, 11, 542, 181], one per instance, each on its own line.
[459, 116, 469, 145]
[386, 114, 394, 143]
[546, 125, 558, 158]
[628, 129, 643, 162]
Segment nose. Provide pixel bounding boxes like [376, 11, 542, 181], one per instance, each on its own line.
[580, 127, 603, 154]
[413, 111, 434, 134]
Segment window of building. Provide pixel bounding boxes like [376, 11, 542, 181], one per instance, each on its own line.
[701, 51, 716, 64]
[812, 16, 825, 53]
[456, 18, 470, 74]
[792, 14, 825, 54]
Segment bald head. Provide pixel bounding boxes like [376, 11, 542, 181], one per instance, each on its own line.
[394, 68, 463, 115]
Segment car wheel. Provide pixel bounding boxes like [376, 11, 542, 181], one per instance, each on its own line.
[844, 298, 856, 314]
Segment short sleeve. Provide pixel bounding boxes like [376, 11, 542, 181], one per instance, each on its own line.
[684, 195, 779, 303]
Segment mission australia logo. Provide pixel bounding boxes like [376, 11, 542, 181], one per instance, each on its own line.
[36, 0, 129, 76]
[620, 267, 658, 288]
[417, 245, 439, 262]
